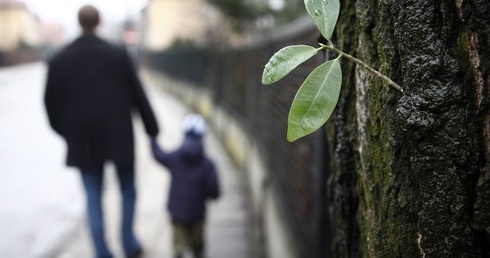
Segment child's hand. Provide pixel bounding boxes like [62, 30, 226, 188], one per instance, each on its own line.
[150, 138, 162, 160]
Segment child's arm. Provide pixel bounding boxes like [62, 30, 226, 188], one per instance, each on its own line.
[151, 138, 171, 167]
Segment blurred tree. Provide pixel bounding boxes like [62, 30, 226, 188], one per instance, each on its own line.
[206, 0, 304, 32]
[170, 38, 198, 50]
[271, 0, 304, 25]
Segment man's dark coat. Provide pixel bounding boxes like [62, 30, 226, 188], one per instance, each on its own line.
[44, 34, 159, 168]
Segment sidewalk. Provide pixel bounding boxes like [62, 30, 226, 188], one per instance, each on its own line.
[56, 76, 251, 258]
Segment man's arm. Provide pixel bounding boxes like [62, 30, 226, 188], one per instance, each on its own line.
[44, 61, 63, 135]
[124, 52, 159, 137]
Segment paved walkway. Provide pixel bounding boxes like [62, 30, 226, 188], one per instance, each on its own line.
[0, 63, 82, 258]
[0, 64, 250, 258]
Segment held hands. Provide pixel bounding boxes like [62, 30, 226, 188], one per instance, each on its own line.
[150, 137, 163, 162]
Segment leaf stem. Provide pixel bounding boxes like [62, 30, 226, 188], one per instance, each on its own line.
[319, 43, 404, 93]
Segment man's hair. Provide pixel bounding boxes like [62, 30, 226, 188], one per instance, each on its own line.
[78, 5, 100, 31]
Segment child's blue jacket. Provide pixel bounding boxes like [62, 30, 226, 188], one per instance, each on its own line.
[152, 134, 220, 224]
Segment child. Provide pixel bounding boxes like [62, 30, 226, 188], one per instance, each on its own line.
[151, 114, 220, 258]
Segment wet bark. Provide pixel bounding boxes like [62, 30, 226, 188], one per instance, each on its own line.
[326, 0, 490, 257]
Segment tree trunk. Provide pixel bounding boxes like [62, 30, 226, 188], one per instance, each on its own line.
[327, 0, 490, 257]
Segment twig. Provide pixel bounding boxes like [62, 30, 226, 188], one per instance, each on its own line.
[319, 43, 404, 93]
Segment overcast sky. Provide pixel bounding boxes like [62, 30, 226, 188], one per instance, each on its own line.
[23, 0, 147, 39]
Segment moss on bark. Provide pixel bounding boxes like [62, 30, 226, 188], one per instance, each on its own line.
[327, 0, 490, 257]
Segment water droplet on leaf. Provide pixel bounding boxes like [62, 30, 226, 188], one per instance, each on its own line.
[314, 10, 322, 16]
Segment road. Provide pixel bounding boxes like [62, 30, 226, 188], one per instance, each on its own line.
[0, 63, 82, 257]
[0, 62, 250, 258]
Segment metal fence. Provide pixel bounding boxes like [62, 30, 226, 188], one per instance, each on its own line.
[144, 16, 331, 258]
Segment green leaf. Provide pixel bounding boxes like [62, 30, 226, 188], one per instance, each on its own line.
[304, 0, 340, 40]
[262, 45, 318, 85]
[287, 57, 342, 142]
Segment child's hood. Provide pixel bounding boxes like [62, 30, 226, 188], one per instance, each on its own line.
[179, 134, 204, 162]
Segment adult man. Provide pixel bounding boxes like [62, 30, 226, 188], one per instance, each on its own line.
[44, 5, 158, 258]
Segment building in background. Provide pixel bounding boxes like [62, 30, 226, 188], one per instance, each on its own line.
[39, 20, 66, 61]
[40, 21, 64, 47]
[0, 0, 43, 66]
[141, 0, 232, 51]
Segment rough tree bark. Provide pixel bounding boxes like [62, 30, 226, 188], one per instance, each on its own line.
[327, 0, 490, 257]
